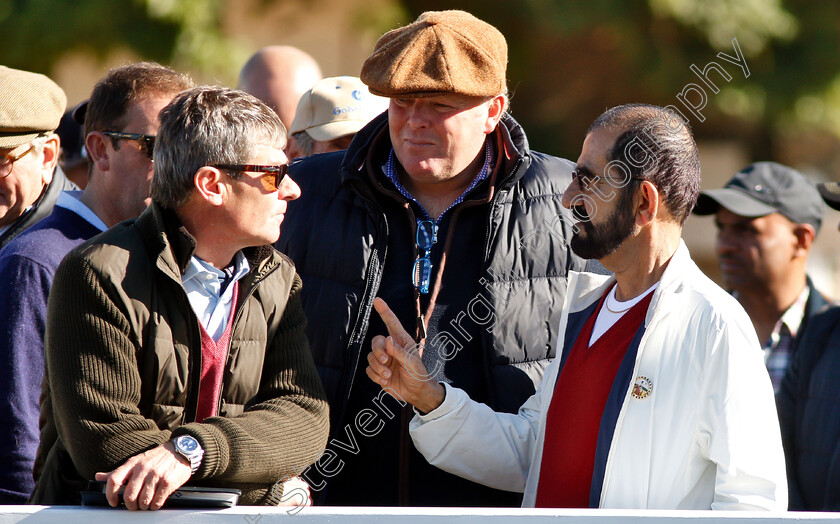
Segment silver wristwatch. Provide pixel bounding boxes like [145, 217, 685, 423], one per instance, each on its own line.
[172, 434, 204, 474]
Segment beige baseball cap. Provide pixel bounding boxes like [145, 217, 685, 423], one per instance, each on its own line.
[289, 76, 388, 141]
[0, 65, 66, 149]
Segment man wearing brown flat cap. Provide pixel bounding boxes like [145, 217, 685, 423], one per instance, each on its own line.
[0, 65, 75, 250]
[277, 10, 587, 506]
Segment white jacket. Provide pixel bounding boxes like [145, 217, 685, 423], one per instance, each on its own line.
[410, 241, 787, 510]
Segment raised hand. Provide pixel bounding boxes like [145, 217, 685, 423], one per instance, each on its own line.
[366, 297, 445, 414]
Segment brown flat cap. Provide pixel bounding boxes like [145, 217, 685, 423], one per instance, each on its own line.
[0, 65, 66, 149]
[361, 10, 507, 98]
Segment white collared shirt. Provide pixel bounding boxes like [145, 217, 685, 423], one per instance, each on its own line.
[182, 251, 250, 341]
[55, 191, 107, 232]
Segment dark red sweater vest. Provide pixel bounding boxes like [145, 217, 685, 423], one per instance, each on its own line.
[195, 283, 238, 423]
[535, 286, 653, 508]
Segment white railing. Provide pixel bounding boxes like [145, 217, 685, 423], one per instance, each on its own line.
[2, 506, 840, 523]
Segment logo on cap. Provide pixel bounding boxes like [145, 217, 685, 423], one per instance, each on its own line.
[631, 376, 653, 399]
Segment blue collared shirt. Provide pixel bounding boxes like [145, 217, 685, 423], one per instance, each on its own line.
[182, 251, 250, 341]
[384, 139, 494, 224]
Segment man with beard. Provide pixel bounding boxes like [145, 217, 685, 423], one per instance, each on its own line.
[365, 103, 787, 509]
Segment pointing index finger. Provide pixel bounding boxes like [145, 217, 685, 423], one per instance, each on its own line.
[373, 297, 414, 347]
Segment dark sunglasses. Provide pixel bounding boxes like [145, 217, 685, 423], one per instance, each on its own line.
[212, 164, 290, 192]
[102, 131, 156, 161]
[412, 219, 437, 294]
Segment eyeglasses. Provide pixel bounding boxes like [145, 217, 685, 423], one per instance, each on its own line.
[412, 220, 437, 294]
[213, 164, 290, 192]
[102, 131, 156, 161]
[0, 143, 37, 178]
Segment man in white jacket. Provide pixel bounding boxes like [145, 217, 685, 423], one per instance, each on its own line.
[366, 103, 787, 510]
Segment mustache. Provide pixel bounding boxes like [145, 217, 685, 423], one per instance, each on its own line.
[572, 205, 591, 223]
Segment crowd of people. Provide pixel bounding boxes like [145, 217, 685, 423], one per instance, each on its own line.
[1, 8, 839, 513]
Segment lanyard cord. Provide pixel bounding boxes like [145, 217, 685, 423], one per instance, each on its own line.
[414, 210, 461, 342]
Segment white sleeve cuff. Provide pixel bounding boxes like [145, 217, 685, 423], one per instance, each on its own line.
[413, 382, 468, 423]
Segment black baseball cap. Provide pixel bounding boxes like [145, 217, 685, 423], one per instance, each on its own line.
[71, 99, 88, 124]
[818, 182, 840, 211]
[693, 161, 824, 232]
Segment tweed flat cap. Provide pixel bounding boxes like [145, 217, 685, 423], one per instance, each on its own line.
[361, 10, 507, 98]
[0, 65, 66, 149]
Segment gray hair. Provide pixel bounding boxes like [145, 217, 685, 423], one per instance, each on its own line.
[292, 130, 314, 157]
[30, 132, 50, 155]
[151, 86, 286, 209]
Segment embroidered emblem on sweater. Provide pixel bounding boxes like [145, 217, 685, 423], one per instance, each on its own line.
[632, 376, 653, 399]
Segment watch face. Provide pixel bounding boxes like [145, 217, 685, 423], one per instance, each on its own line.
[178, 435, 199, 453]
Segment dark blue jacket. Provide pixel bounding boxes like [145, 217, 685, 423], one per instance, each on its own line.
[778, 300, 840, 510]
[277, 112, 586, 505]
[0, 204, 100, 503]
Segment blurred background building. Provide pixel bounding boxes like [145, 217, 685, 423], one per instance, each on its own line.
[5, 0, 838, 296]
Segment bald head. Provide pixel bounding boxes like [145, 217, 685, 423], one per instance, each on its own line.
[238, 46, 322, 130]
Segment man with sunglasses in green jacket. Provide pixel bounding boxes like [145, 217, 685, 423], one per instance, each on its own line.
[0, 63, 191, 504]
[30, 86, 328, 509]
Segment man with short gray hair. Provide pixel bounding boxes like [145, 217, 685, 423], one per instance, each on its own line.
[0, 65, 74, 250]
[31, 86, 328, 509]
[277, 10, 586, 506]
[0, 62, 191, 504]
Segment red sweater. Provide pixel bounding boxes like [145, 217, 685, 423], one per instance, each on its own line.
[195, 283, 238, 422]
[535, 287, 653, 508]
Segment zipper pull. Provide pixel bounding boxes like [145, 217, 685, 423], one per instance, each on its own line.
[417, 313, 427, 340]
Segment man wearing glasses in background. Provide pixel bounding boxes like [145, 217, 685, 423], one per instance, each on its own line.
[0, 66, 73, 250]
[0, 63, 191, 504]
[30, 86, 328, 510]
[276, 10, 588, 506]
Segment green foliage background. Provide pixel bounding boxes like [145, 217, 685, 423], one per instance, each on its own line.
[3, 0, 840, 170]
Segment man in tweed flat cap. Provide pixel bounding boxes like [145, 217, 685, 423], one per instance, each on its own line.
[0, 66, 75, 250]
[277, 10, 587, 506]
